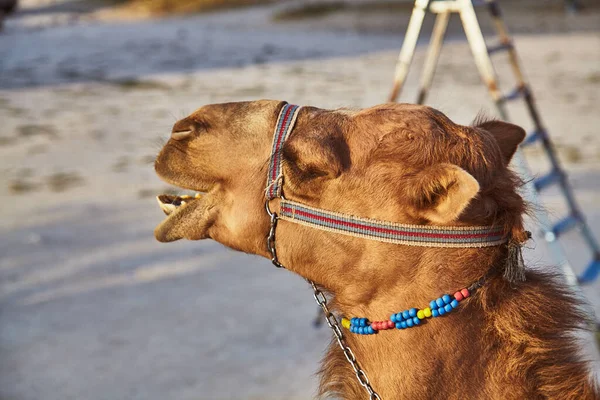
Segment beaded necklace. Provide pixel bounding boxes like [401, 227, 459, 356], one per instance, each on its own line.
[341, 274, 487, 335]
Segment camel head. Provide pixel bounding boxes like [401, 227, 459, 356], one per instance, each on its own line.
[154, 100, 526, 290]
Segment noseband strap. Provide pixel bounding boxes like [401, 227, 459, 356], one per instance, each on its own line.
[265, 102, 508, 248]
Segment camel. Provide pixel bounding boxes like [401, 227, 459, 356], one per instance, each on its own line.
[154, 100, 599, 399]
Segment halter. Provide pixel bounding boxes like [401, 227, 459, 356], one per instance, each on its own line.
[262, 103, 509, 400]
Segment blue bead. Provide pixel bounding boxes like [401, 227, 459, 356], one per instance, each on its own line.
[430, 300, 438, 309]
[362, 318, 367, 327]
[442, 294, 452, 304]
[406, 319, 414, 328]
[438, 307, 446, 316]
[413, 317, 420, 325]
[395, 322, 403, 329]
[402, 310, 410, 320]
[351, 318, 356, 325]
[444, 304, 452, 313]
[432, 309, 439, 317]
[451, 299, 459, 309]
[400, 321, 407, 329]
[436, 298, 444, 308]
[409, 308, 417, 317]
[391, 314, 397, 323]
[367, 327, 374, 334]
[396, 313, 404, 321]
[358, 327, 364, 334]
[350, 326, 355, 333]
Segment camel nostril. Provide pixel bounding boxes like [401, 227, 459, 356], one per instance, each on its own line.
[171, 129, 193, 141]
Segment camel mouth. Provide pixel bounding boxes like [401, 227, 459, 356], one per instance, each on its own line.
[156, 193, 203, 216]
[154, 191, 211, 242]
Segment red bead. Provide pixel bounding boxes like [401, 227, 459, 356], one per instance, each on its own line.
[454, 291, 464, 301]
[373, 322, 380, 330]
[461, 288, 470, 298]
[387, 320, 395, 329]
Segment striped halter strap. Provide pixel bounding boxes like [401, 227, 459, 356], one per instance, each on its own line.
[265, 103, 508, 248]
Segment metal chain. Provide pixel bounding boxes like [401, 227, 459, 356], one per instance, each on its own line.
[265, 200, 382, 400]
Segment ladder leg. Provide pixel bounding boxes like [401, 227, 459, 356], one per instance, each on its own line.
[389, 0, 430, 102]
[416, 11, 450, 105]
[456, 0, 507, 119]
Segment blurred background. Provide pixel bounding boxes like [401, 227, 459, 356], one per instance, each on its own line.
[0, 1, 599, 399]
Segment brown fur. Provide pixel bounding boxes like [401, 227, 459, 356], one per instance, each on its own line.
[154, 101, 599, 399]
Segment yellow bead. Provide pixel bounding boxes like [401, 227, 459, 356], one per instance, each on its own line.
[417, 310, 425, 319]
[341, 318, 351, 329]
[423, 307, 432, 318]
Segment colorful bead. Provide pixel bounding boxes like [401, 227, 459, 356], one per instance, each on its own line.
[344, 284, 475, 334]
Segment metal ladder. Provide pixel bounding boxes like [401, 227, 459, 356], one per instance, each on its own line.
[388, 0, 600, 287]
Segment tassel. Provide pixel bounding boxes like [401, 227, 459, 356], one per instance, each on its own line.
[504, 232, 529, 283]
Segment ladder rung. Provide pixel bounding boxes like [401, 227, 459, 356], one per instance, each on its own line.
[579, 257, 600, 284]
[534, 170, 562, 191]
[500, 86, 525, 103]
[551, 215, 579, 238]
[521, 130, 543, 147]
[487, 42, 513, 55]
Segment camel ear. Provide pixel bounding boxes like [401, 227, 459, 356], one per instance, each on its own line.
[409, 164, 480, 224]
[477, 120, 526, 165]
[281, 132, 349, 196]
